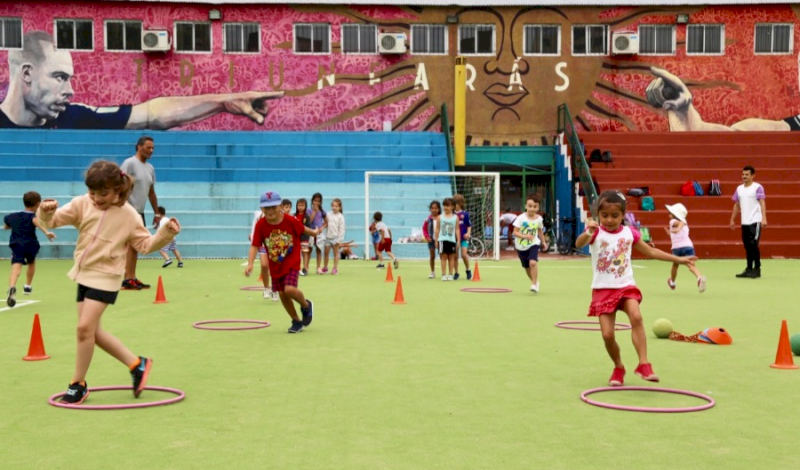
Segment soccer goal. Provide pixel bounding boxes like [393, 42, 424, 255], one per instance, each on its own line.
[364, 171, 501, 261]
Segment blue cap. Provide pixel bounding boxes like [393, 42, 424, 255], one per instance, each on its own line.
[259, 191, 282, 207]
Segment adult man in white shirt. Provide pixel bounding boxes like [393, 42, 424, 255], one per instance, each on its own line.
[730, 166, 767, 278]
[120, 136, 158, 290]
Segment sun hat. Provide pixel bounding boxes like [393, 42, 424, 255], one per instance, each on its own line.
[259, 191, 282, 207]
[665, 203, 688, 223]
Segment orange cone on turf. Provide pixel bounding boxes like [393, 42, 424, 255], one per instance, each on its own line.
[385, 264, 394, 282]
[392, 276, 406, 304]
[23, 313, 50, 361]
[153, 275, 169, 304]
[472, 261, 481, 282]
[770, 319, 798, 369]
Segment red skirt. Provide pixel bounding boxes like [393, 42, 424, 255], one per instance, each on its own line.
[588, 286, 643, 317]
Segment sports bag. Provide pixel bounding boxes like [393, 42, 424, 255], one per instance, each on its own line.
[680, 180, 695, 196]
[640, 227, 652, 243]
[692, 180, 704, 196]
[709, 179, 722, 196]
[640, 196, 655, 211]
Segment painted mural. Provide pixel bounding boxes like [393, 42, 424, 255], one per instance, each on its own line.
[1, 3, 800, 144]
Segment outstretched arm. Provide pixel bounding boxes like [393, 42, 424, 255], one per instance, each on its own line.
[634, 238, 696, 264]
[126, 91, 284, 130]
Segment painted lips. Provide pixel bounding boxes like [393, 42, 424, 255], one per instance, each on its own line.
[483, 83, 529, 107]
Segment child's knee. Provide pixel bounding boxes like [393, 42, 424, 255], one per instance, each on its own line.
[601, 331, 616, 343]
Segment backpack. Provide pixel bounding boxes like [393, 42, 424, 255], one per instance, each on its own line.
[624, 212, 640, 228]
[709, 179, 722, 196]
[590, 148, 603, 162]
[627, 186, 651, 197]
[601, 151, 613, 163]
[640, 196, 655, 211]
[640, 227, 652, 243]
[692, 180, 704, 196]
[680, 180, 695, 196]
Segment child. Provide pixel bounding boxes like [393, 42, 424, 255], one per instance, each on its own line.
[435, 198, 460, 280]
[295, 198, 313, 276]
[664, 203, 707, 293]
[323, 198, 346, 274]
[246, 190, 319, 333]
[499, 208, 518, 251]
[575, 190, 696, 387]
[369, 218, 380, 260]
[250, 208, 276, 301]
[512, 194, 547, 293]
[373, 211, 398, 269]
[155, 206, 184, 269]
[308, 192, 328, 274]
[452, 194, 472, 280]
[339, 240, 359, 260]
[4, 191, 56, 307]
[422, 200, 441, 279]
[281, 199, 293, 215]
[37, 160, 180, 404]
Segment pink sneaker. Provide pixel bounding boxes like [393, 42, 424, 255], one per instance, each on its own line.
[331, 268, 338, 275]
[634, 363, 660, 382]
[609, 367, 626, 387]
[667, 279, 676, 290]
[316, 268, 323, 275]
[322, 267, 329, 273]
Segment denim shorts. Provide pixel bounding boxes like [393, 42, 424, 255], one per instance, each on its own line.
[671, 246, 695, 257]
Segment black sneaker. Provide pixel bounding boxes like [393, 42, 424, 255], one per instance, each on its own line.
[393, 259, 399, 269]
[23, 285, 32, 295]
[453, 272, 460, 280]
[300, 268, 308, 276]
[131, 356, 153, 398]
[177, 262, 184, 268]
[466, 270, 472, 280]
[735, 269, 752, 278]
[6, 287, 16, 307]
[122, 279, 142, 290]
[134, 279, 151, 289]
[288, 320, 304, 334]
[753, 268, 761, 278]
[162, 259, 173, 268]
[301, 299, 314, 326]
[376, 264, 385, 269]
[60, 382, 89, 405]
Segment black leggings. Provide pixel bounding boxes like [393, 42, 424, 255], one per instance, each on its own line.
[741, 223, 761, 270]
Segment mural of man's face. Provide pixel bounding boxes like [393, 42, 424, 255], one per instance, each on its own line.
[24, 46, 74, 121]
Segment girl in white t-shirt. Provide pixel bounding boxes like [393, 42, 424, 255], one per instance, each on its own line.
[663, 203, 706, 293]
[512, 194, 547, 293]
[323, 198, 346, 275]
[575, 190, 696, 387]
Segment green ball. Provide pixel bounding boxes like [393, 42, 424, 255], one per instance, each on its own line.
[791, 334, 800, 357]
[653, 319, 673, 339]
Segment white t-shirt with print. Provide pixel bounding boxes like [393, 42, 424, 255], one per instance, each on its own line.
[589, 225, 641, 289]
[732, 182, 765, 225]
[512, 213, 543, 251]
[374, 221, 391, 240]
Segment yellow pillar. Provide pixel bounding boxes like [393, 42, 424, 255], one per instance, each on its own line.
[454, 56, 466, 167]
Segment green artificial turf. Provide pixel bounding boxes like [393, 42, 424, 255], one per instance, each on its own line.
[1, 258, 799, 469]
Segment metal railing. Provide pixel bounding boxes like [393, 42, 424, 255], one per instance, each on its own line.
[557, 104, 598, 211]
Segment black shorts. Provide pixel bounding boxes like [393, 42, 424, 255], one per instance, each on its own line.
[10, 242, 40, 265]
[517, 245, 540, 268]
[139, 213, 146, 227]
[76, 284, 118, 305]
[439, 241, 457, 254]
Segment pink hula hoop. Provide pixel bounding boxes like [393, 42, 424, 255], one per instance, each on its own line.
[460, 287, 513, 293]
[193, 320, 270, 330]
[48, 385, 185, 410]
[581, 386, 715, 413]
[240, 286, 266, 291]
[555, 320, 631, 331]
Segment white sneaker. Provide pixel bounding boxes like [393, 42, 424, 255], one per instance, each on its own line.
[697, 276, 707, 293]
[442, 275, 448, 281]
[447, 275, 454, 281]
[530, 283, 539, 293]
[263, 288, 271, 300]
[271, 290, 280, 302]
[428, 272, 435, 279]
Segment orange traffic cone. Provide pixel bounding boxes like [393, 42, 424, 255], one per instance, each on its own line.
[385, 264, 394, 282]
[153, 275, 169, 304]
[23, 313, 50, 361]
[770, 319, 798, 369]
[472, 261, 481, 282]
[392, 276, 406, 304]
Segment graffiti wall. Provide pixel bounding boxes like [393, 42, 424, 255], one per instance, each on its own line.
[1, 2, 800, 144]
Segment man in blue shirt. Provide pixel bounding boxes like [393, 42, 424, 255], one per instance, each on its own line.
[4, 191, 55, 307]
[0, 31, 283, 130]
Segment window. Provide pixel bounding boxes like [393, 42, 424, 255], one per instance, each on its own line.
[342, 24, 377, 54]
[687, 24, 724, 55]
[294, 24, 330, 54]
[459, 24, 495, 55]
[639, 25, 674, 55]
[572, 25, 607, 55]
[105, 20, 141, 51]
[175, 22, 211, 52]
[411, 24, 447, 55]
[55, 19, 93, 50]
[523, 24, 560, 55]
[755, 23, 793, 54]
[0, 17, 22, 49]
[224, 23, 259, 53]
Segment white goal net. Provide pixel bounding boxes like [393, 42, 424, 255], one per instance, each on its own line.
[364, 171, 500, 261]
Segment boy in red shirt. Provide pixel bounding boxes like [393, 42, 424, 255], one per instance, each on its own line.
[246, 191, 319, 333]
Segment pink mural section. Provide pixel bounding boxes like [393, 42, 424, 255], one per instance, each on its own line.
[1, 2, 800, 137]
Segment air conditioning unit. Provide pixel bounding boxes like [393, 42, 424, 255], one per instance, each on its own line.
[611, 32, 638, 54]
[142, 29, 171, 52]
[378, 32, 407, 54]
